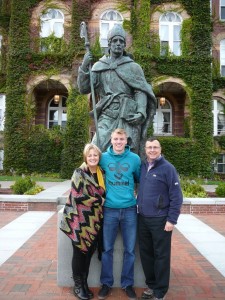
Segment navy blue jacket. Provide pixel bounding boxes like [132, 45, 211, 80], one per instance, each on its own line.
[137, 156, 183, 224]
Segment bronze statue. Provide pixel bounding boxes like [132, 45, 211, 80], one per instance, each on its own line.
[77, 24, 156, 155]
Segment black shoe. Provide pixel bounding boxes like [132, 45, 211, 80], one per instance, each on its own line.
[98, 284, 111, 299]
[124, 286, 137, 300]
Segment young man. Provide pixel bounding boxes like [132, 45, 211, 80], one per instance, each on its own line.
[137, 138, 183, 300]
[98, 128, 141, 300]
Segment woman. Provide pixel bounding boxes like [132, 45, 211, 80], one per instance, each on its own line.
[60, 144, 105, 300]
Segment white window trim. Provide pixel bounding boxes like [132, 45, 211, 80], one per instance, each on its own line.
[212, 99, 225, 136]
[40, 9, 64, 38]
[159, 12, 182, 56]
[48, 96, 67, 128]
[220, 0, 225, 20]
[100, 9, 123, 49]
[153, 98, 172, 135]
[0, 94, 6, 131]
[220, 39, 225, 76]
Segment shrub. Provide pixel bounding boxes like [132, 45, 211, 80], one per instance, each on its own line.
[180, 179, 207, 198]
[24, 185, 45, 195]
[11, 176, 35, 195]
[215, 182, 225, 197]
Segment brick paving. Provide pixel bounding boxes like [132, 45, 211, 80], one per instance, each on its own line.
[0, 212, 225, 299]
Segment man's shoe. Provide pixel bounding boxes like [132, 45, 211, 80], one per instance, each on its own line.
[152, 297, 165, 300]
[124, 285, 137, 300]
[141, 288, 154, 299]
[98, 284, 111, 299]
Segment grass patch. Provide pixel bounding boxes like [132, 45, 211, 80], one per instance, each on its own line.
[0, 173, 64, 182]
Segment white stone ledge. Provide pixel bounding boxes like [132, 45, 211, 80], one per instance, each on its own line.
[0, 195, 58, 203]
[183, 198, 225, 205]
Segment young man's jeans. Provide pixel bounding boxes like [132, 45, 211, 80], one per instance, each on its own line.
[100, 205, 137, 288]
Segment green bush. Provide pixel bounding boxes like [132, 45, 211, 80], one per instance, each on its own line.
[24, 185, 45, 195]
[215, 182, 225, 197]
[180, 179, 207, 198]
[11, 176, 36, 195]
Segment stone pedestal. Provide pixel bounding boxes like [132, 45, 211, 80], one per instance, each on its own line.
[57, 208, 145, 287]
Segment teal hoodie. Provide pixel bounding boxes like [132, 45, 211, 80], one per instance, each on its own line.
[100, 145, 141, 208]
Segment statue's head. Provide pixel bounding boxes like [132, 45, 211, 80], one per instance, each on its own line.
[107, 24, 126, 43]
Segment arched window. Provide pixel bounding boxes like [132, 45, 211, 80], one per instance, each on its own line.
[40, 9, 64, 52]
[212, 99, 225, 135]
[159, 12, 182, 56]
[153, 98, 172, 135]
[40, 9, 64, 38]
[48, 96, 67, 128]
[220, 39, 225, 76]
[100, 10, 123, 52]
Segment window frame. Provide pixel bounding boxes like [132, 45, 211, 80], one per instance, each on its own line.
[213, 99, 225, 136]
[100, 9, 123, 52]
[48, 95, 67, 129]
[220, 0, 225, 20]
[153, 98, 172, 135]
[220, 39, 225, 76]
[40, 8, 64, 38]
[159, 12, 182, 56]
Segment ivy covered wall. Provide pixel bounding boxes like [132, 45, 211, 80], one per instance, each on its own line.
[0, 0, 219, 177]
[130, 0, 213, 176]
[1, 0, 91, 176]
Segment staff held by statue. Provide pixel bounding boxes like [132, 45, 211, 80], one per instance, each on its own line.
[79, 21, 100, 147]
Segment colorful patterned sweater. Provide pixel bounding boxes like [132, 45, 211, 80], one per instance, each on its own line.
[60, 162, 105, 254]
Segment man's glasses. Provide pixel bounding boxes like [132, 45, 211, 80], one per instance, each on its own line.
[145, 146, 161, 150]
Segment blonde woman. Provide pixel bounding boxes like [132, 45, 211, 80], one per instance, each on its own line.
[60, 144, 105, 300]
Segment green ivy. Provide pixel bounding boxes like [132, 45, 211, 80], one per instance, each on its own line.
[60, 89, 89, 179]
[0, 0, 219, 177]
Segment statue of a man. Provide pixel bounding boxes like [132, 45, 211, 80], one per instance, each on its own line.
[77, 24, 156, 155]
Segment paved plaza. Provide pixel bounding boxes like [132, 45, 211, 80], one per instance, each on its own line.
[0, 182, 225, 299]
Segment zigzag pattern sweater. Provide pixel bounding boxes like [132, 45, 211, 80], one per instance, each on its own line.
[60, 162, 105, 253]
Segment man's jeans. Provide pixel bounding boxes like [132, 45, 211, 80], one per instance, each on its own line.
[100, 205, 137, 288]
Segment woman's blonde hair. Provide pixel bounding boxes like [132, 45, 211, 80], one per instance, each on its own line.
[83, 143, 102, 163]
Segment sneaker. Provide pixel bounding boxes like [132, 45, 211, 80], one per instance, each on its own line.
[153, 297, 165, 300]
[141, 288, 154, 299]
[98, 284, 111, 299]
[124, 285, 137, 300]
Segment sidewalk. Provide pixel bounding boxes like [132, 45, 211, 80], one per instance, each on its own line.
[0, 183, 225, 299]
[0, 212, 225, 299]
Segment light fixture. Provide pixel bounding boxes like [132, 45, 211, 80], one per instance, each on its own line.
[54, 94, 60, 104]
[159, 96, 166, 107]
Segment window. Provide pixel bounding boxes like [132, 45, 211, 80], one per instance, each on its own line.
[0, 35, 2, 69]
[40, 9, 64, 38]
[153, 98, 172, 135]
[0, 94, 6, 131]
[220, 0, 225, 20]
[0, 150, 3, 170]
[40, 9, 64, 52]
[214, 154, 225, 173]
[220, 39, 225, 76]
[159, 12, 182, 56]
[213, 99, 225, 135]
[100, 10, 123, 52]
[48, 96, 67, 128]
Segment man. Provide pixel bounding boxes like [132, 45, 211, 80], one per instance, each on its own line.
[98, 128, 140, 300]
[77, 24, 156, 156]
[137, 138, 183, 300]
